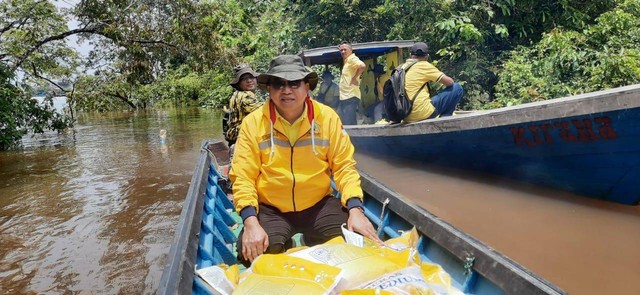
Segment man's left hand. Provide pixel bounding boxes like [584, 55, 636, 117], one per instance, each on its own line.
[347, 207, 384, 245]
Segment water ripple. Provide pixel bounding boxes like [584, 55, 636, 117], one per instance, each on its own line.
[1, 108, 222, 294]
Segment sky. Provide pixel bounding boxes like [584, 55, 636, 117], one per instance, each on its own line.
[55, 0, 93, 57]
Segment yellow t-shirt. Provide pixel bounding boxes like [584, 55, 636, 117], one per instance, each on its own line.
[339, 54, 363, 100]
[275, 105, 306, 146]
[402, 59, 443, 123]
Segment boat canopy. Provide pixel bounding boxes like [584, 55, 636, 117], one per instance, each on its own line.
[299, 40, 416, 66]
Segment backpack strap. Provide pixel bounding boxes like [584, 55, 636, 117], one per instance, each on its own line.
[320, 83, 332, 101]
[411, 82, 429, 102]
[404, 61, 429, 102]
[404, 61, 419, 71]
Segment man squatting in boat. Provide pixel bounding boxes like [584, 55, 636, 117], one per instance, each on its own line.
[401, 42, 464, 123]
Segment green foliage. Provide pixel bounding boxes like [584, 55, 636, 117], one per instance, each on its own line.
[493, 0, 640, 108]
[370, 0, 617, 110]
[73, 74, 136, 112]
[3, 0, 634, 139]
[70, 0, 297, 111]
[0, 64, 70, 150]
[140, 67, 227, 108]
[73, 65, 233, 112]
[249, 1, 300, 68]
[1, 0, 77, 149]
[290, 0, 395, 48]
[1, 0, 80, 75]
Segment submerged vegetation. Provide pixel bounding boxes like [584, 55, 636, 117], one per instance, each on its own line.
[1, 0, 639, 149]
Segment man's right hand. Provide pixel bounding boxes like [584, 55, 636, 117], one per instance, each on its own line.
[242, 216, 269, 262]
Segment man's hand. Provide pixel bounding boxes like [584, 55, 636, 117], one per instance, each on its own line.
[347, 207, 384, 245]
[351, 61, 365, 86]
[242, 216, 269, 262]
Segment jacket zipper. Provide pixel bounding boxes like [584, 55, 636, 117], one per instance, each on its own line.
[290, 145, 296, 211]
[289, 128, 313, 212]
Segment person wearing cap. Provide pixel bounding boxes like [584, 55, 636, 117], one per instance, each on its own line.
[338, 41, 366, 125]
[315, 70, 340, 110]
[402, 42, 463, 122]
[229, 55, 382, 265]
[225, 64, 263, 147]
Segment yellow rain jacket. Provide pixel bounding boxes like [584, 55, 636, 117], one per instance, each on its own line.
[229, 98, 363, 216]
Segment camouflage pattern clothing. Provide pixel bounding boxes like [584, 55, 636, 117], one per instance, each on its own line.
[225, 90, 264, 145]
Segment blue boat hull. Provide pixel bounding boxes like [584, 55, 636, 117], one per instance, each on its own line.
[347, 85, 640, 205]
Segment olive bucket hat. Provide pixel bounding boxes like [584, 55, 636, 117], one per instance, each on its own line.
[257, 55, 318, 91]
[229, 63, 258, 89]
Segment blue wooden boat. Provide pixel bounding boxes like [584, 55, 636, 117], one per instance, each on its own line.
[157, 139, 565, 294]
[346, 84, 640, 205]
[300, 41, 640, 205]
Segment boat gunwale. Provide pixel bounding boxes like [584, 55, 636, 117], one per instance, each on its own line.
[346, 83, 640, 137]
[359, 170, 566, 295]
[157, 142, 211, 295]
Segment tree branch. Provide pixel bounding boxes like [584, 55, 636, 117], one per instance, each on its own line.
[0, 0, 47, 37]
[127, 39, 178, 48]
[29, 62, 69, 94]
[93, 29, 180, 50]
[105, 91, 136, 109]
[12, 25, 103, 71]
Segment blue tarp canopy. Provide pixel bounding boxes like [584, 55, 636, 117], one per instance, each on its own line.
[299, 40, 416, 66]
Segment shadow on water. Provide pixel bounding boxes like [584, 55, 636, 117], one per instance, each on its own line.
[0, 108, 223, 294]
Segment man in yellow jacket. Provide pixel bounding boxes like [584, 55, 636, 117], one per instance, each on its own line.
[229, 55, 381, 264]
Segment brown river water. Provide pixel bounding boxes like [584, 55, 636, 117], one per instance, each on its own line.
[356, 153, 640, 295]
[1, 109, 638, 294]
[0, 109, 219, 294]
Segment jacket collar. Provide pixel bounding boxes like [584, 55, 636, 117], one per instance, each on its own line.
[261, 97, 321, 136]
[261, 97, 322, 158]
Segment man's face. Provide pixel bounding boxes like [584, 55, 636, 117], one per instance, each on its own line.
[268, 78, 310, 116]
[339, 44, 352, 59]
[238, 73, 257, 92]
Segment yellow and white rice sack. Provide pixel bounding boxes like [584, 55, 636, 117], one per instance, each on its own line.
[345, 263, 464, 295]
[289, 237, 412, 289]
[233, 254, 342, 295]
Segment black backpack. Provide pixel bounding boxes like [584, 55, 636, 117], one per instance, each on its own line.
[383, 61, 429, 123]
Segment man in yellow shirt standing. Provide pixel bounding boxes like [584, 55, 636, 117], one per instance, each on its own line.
[403, 42, 463, 123]
[229, 55, 382, 265]
[338, 41, 366, 125]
